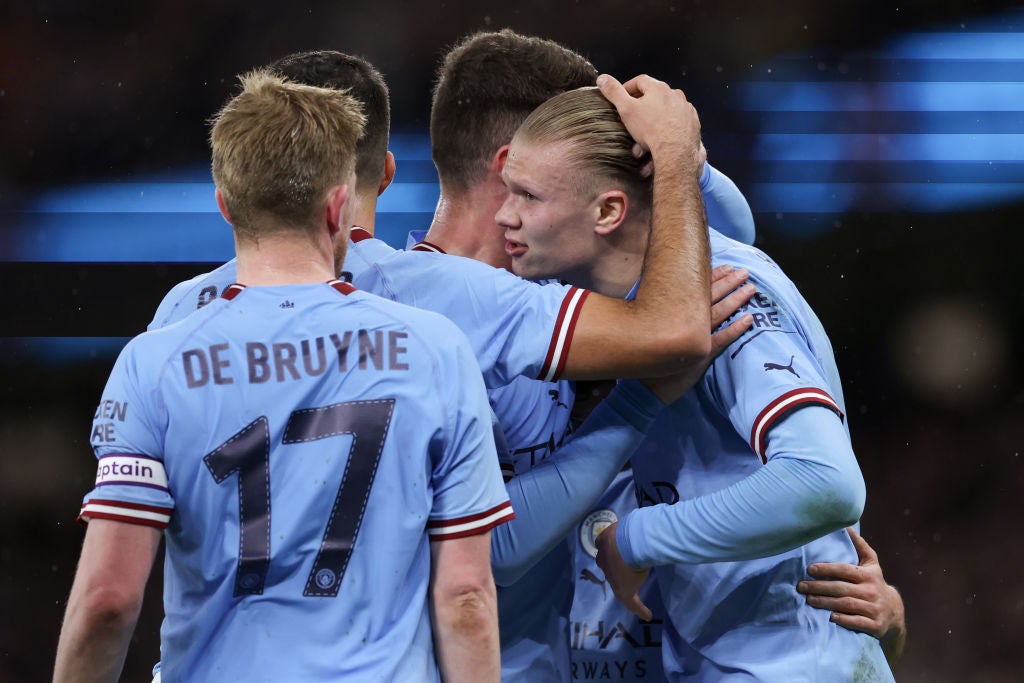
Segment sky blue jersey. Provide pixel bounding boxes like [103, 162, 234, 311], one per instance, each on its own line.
[564, 159, 756, 683]
[570, 468, 665, 682]
[352, 244, 586, 389]
[147, 227, 382, 330]
[81, 280, 513, 681]
[616, 230, 892, 682]
[388, 239, 667, 682]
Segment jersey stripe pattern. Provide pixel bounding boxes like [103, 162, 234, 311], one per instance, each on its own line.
[750, 387, 843, 462]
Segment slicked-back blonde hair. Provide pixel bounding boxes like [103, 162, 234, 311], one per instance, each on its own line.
[515, 86, 651, 207]
[210, 69, 366, 239]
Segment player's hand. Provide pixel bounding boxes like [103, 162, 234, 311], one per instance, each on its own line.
[596, 73, 702, 176]
[797, 527, 907, 664]
[595, 521, 653, 621]
[641, 265, 754, 404]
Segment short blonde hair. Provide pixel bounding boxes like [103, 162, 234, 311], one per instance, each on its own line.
[514, 86, 651, 206]
[210, 69, 366, 239]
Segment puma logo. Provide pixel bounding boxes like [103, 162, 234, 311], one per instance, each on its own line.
[580, 568, 607, 598]
[549, 389, 569, 409]
[764, 355, 799, 377]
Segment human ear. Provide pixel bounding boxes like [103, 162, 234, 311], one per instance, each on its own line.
[594, 190, 628, 236]
[215, 188, 232, 225]
[325, 184, 351, 237]
[377, 151, 397, 196]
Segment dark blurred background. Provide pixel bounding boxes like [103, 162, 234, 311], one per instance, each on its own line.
[2, 1, 1022, 680]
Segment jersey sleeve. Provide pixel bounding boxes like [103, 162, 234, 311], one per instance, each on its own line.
[617, 407, 865, 566]
[148, 260, 239, 330]
[354, 252, 588, 387]
[706, 283, 843, 464]
[616, 282, 866, 567]
[427, 322, 515, 540]
[701, 162, 756, 246]
[79, 338, 174, 529]
[338, 230, 398, 284]
[490, 380, 663, 585]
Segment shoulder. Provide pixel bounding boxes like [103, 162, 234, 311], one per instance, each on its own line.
[149, 260, 238, 330]
[710, 230, 797, 302]
[348, 289, 471, 339]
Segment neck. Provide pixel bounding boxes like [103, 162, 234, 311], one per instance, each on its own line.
[425, 178, 511, 270]
[577, 218, 648, 299]
[235, 229, 336, 286]
[350, 187, 379, 235]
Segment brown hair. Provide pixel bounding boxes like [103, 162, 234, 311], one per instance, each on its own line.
[210, 69, 365, 239]
[430, 29, 597, 193]
[269, 50, 390, 195]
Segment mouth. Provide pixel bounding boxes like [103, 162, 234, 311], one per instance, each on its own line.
[504, 237, 527, 258]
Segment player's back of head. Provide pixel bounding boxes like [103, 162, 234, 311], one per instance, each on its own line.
[268, 50, 390, 196]
[210, 69, 366, 240]
[430, 29, 597, 193]
[516, 86, 651, 211]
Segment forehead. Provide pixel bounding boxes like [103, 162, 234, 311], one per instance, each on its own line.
[504, 137, 576, 185]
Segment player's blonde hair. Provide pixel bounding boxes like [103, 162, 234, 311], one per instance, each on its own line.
[514, 86, 651, 207]
[210, 69, 366, 240]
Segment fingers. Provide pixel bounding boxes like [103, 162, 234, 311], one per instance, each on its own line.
[596, 73, 630, 107]
[710, 263, 742, 285]
[798, 577, 868, 599]
[711, 283, 754, 327]
[804, 593, 874, 616]
[847, 527, 879, 565]
[826, 612, 882, 638]
[618, 74, 650, 96]
[709, 315, 753, 357]
[620, 592, 654, 621]
[806, 561, 867, 583]
[639, 155, 654, 178]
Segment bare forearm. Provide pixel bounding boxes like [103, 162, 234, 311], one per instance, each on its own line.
[53, 592, 140, 683]
[432, 588, 500, 683]
[635, 148, 711, 354]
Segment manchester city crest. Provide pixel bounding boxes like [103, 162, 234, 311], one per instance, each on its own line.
[579, 508, 619, 558]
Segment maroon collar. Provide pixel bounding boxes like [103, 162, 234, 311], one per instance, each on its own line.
[411, 240, 447, 254]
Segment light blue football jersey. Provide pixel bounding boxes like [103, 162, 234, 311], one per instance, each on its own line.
[489, 374, 576, 683]
[82, 280, 513, 681]
[616, 230, 892, 682]
[562, 159, 755, 682]
[570, 468, 665, 682]
[352, 244, 588, 389]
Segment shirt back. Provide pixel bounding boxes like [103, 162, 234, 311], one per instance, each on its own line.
[83, 282, 512, 681]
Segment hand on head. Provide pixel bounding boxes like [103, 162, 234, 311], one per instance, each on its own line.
[596, 73, 704, 177]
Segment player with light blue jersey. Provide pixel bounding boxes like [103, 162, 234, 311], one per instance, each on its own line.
[500, 82, 894, 681]
[566, 152, 756, 683]
[366, 144, 755, 681]
[84, 279, 512, 681]
[613, 230, 893, 681]
[351, 31, 757, 682]
[55, 71, 508, 683]
[491, 158, 755, 682]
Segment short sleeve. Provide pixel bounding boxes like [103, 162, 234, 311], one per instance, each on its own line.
[427, 323, 514, 540]
[354, 252, 588, 387]
[79, 339, 175, 528]
[707, 283, 843, 463]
